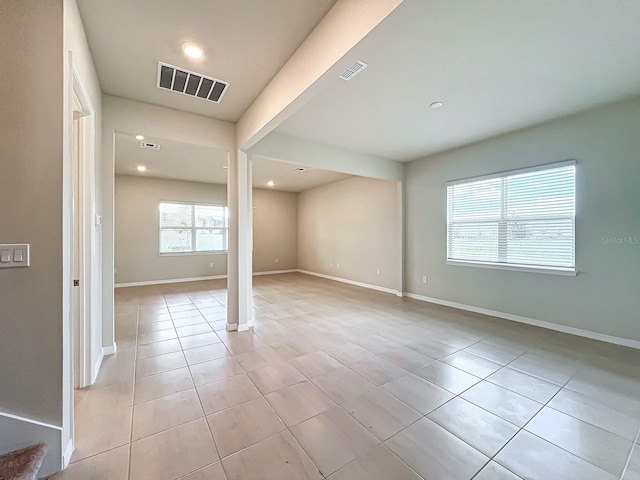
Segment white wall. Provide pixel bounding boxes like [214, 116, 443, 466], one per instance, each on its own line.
[405, 97, 640, 342]
[102, 96, 235, 347]
[298, 176, 402, 292]
[114, 175, 298, 284]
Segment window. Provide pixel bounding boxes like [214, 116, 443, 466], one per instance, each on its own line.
[159, 202, 228, 254]
[446, 160, 576, 274]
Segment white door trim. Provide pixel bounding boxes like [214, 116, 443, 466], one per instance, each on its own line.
[71, 67, 95, 389]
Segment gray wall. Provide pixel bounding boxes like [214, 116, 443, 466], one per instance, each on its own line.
[253, 188, 298, 272]
[0, 0, 64, 428]
[298, 176, 402, 291]
[115, 175, 298, 283]
[0, 0, 66, 473]
[405, 97, 640, 341]
[115, 175, 227, 283]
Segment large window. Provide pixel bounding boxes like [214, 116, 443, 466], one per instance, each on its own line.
[446, 161, 576, 273]
[159, 202, 228, 254]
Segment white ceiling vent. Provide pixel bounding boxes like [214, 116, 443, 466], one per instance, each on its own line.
[294, 167, 306, 172]
[157, 62, 229, 103]
[339, 61, 368, 81]
[140, 142, 160, 150]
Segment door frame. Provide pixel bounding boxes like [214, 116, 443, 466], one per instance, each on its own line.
[71, 67, 95, 389]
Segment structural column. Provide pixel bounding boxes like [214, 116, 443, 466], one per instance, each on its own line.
[226, 149, 253, 331]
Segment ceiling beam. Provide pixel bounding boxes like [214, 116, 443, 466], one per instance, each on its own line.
[236, 0, 404, 150]
[250, 132, 403, 181]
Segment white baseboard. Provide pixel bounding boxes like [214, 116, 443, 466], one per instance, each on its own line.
[0, 411, 62, 431]
[115, 275, 227, 288]
[62, 438, 74, 468]
[404, 292, 640, 350]
[102, 342, 117, 355]
[115, 270, 299, 288]
[298, 270, 401, 296]
[0, 411, 63, 477]
[91, 348, 105, 385]
[253, 269, 298, 276]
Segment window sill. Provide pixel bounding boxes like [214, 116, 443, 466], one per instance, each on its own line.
[159, 251, 228, 257]
[446, 260, 577, 276]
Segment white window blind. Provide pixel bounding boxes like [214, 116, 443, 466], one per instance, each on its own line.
[446, 161, 576, 273]
[159, 202, 228, 254]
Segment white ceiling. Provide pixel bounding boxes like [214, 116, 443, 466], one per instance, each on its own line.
[115, 133, 229, 183]
[115, 133, 350, 192]
[252, 156, 351, 192]
[77, 0, 336, 122]
[276, 0, 640, 161]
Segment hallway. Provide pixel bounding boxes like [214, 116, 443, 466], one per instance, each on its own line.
[53, 273, 640, 479]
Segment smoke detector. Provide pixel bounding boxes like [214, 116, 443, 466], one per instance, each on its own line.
[294, 167, 306, 172]
[157, 62, 229, 103]
[339, 61, 368, 81]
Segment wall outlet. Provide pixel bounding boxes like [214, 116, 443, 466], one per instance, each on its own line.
[275, 258, 279, 263]
[209, 262, 214, 268]
[422, 276, 428, 284]
[376, 268, 381, 275]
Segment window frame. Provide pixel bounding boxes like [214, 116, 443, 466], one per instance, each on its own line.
[445, 160, 577, 276]
[158, 201, 229, 256]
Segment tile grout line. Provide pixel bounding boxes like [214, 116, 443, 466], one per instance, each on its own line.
[126, 303, 142, 480]
[381, 329, 572, 479]
[127, 290, 227, 479]
[620, 428, 640, 480]
[480, 349, 603, 479]
[242, 368, 329, 478]
[454, 340, 546, 479]
[112, 278, 640, 480]
[297, 351, 428, 478]
[171, 292, 224, 479]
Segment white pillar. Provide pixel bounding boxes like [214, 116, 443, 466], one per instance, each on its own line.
[227, 149, 252, 331]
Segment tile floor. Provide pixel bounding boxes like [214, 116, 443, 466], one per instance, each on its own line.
[51, 273, 640, 480]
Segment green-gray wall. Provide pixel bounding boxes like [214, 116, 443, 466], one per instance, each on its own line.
[405, 97, 640, 342]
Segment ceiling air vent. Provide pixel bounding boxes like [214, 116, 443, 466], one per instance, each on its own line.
[157, 62, 229, 103]
[140, 142, 160, 150]
[338, 61, 368, 81]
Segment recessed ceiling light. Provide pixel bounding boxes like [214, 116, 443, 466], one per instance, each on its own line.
[182, 43, 204, 60]
[429, 101, 444, 109]
[136, 165, 147, 172]
[135, 134, 144, 141]
[267, 180, 274, 187]
[222, 165, 228, 169]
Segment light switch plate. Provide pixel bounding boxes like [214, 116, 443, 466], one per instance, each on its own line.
[0, 244, 30, 268]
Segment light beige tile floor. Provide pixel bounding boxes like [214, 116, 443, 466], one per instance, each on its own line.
[50, 273, 640, 479]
